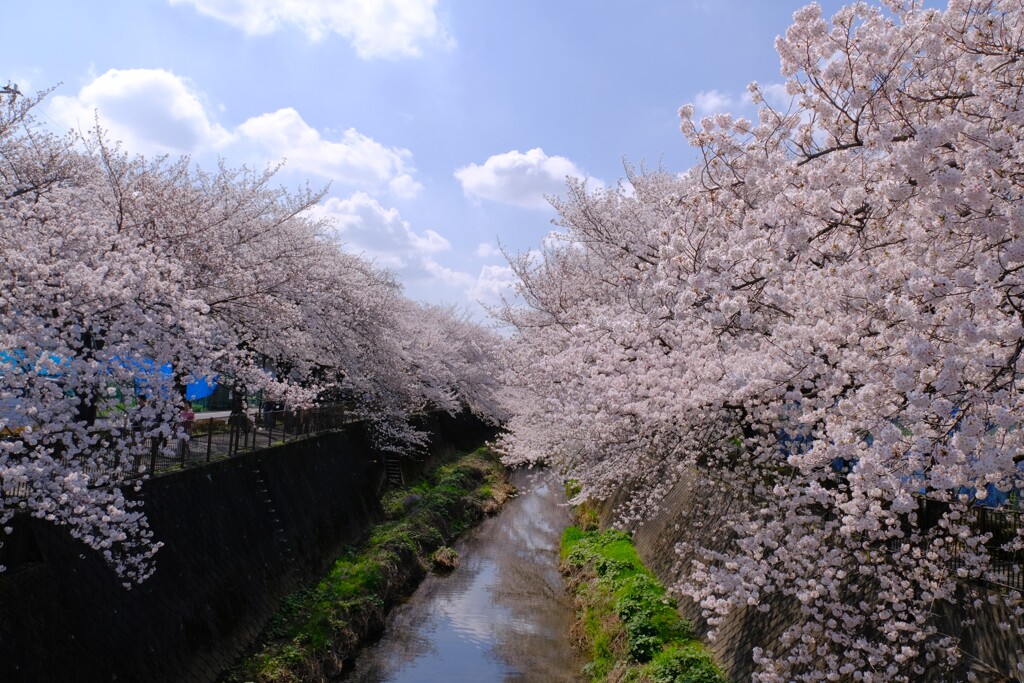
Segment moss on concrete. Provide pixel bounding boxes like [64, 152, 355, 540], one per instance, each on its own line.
[561, 527, 726, 683]
[223, 446, 512, 683]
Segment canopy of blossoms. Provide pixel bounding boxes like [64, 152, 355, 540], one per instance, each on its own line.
[0, 89, 504, 585]
[496, 1, 1024, 679]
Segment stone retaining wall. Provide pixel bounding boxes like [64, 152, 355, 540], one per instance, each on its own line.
[0, 411, 492, 682]
[604, 469, 1024, 682]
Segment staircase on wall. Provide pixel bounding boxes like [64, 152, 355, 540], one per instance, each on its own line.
[383, 454, 404, 487]
[250, 461, 295, 567]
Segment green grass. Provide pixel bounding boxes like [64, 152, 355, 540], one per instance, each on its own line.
[226, 446, 511, 683]
[563, 480, 600, 531]
[562, 527, 726, 683]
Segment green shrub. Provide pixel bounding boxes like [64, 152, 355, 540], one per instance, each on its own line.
[229, 445, 510, 682]
[430, 545, 460, 571]
[648, 643, 727, 683]
[628, 633, 662, 662]
[560, 527, 723, 683]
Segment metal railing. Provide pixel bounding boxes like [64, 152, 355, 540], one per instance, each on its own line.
[143, 405, 360, 476]
[729, 488, 1024, 593]
[947, 503, 1024, 592]
[847, 496, 1024, 592]
[0, 405, 362, 499]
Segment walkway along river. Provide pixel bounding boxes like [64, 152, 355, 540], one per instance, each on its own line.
[341, 468, 585, 682]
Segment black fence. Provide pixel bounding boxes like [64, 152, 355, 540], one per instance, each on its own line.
[0, 405, 362, 498]
[786, 496, 1023, 593]
[145, 405, 359, 476]
[950, 504, 1024, 592]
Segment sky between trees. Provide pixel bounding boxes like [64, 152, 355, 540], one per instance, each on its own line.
[5, 2, 1024, 681]
[2, 0, 866, 316]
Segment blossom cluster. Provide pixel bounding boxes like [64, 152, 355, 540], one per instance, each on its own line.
[497, 1, 1024, 679]
[0, 90, 504, 584]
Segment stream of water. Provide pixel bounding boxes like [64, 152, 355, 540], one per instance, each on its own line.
[340, 468, 585, 683]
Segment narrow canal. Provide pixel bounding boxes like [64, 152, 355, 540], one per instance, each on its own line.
[340, 468, 585, 682]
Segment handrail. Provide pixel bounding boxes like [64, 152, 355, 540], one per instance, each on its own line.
[0, 405, 362, 498]
[145, 404, 361, 477]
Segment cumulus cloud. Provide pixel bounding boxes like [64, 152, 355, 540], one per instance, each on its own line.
[469, 263, 517, 302]
[691, 83, 794, 117]
[542, 231, 581, 252]
[454, 148, 601, 210]
[693, 89, 737, 115]
[237, 108, 421, 194]
[387, 172, 424, 199]
[424, 259, 476, 290]
[50, 70, 422, 194]
[315, 192, 448, 274]
[313, 192, 519, 308]
[474, 242, 501, 259]
[421, 260, 519, 306]
[49, 68, 233, 155]
[315, 192, 512, 308]
[757, 82, 793, 109]
[168, 0, 452, 59]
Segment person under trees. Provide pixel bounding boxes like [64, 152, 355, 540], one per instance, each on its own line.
[496, 1, 1024, 680]
[0, 87, 503, 585]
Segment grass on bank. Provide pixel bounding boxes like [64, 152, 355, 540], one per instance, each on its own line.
[561, 527, 727, 683]
[224, 446, 513, 683]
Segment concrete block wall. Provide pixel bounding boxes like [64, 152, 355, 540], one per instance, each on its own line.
[605, 468, 1024, 682]
[0, 412, 491, 682]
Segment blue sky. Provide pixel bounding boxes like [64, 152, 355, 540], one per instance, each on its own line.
[3, 0, 855, 317]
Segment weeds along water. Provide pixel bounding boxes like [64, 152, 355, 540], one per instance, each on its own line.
[223, 446, 514, 683]
[341, 467, 584, 683]
[560, 527, 727, 683]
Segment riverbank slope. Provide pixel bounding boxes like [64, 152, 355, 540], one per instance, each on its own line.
[224, 446, 513, 683]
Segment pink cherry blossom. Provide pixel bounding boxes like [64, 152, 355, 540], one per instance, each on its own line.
[496, 2, 1024, 679]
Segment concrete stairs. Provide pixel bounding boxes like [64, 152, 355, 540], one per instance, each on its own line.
[383, 454, 404, 487]
[251, 461, 295, 566]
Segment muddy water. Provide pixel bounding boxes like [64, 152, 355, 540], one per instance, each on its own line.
[340, 468, 585, 683]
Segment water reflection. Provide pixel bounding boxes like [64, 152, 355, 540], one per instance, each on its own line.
[340, 469, 584, 683]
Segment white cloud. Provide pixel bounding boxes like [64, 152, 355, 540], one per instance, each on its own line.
[237, 108, 420, 193]
[758, 82, 793, 109]
[168, 0, 452, 59]
[419, 260, 518, 306]
[692, 83, 794, 118]
[313, 192, 519, 308]
[693, 89, 736, 115]
[315, 192, 448, 273]
[474, 242, 501, 259]
[542, 231, 581, 252]
[387, 173, 424, 199]
[50, 70, 421, 194]
[49, 69, 233, 155]
[424, 259, 476, 289]
[454, 148, 601, 210]
[469, 264, 517, 303]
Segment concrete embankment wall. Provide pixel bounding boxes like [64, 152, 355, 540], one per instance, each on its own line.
[0, 411, 493, 683]
[604, 469, 1024, 682]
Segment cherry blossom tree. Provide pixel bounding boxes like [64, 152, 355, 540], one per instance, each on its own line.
[1, 92, 213, 583]
[497, 1, 1024, 679]
[92, 146, 506, 448]
[0, 89, 503, 584]
[394, 301, 506, 421]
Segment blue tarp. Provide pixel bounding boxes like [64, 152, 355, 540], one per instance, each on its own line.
[0, 349, 69, 376]
[1, 349, 216, 399]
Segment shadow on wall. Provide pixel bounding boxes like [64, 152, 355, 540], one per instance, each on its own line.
[0, 410, 495, 683]
[602, 468, 1024, 683]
